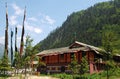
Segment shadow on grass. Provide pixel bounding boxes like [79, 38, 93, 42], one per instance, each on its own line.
[0, 74, 11, 78]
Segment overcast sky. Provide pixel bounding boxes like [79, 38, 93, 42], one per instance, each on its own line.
[0, 0, 110, 48]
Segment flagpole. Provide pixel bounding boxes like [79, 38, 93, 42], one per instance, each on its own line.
[15, 27, 18, 53]
[11, 29, 13, 66]
[4, 2, 9, 56]
[20, 7, 26, 56]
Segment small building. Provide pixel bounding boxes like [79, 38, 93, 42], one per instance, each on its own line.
[36, 41, 106, 74]
[113, 54, 120, 64]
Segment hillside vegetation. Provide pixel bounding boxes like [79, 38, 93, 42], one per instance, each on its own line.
[35, 0, 120, 54]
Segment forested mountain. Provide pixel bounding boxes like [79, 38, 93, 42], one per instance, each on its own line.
[35, 0, 120, 54]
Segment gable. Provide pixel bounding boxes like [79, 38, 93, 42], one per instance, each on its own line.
[69, 41, 86, 49]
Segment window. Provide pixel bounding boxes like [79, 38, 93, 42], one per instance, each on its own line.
[82, 51, 86, 57]
[71, 53, 74, 59]
[42, 57, 45, 61]
[60, 54, 64, 59]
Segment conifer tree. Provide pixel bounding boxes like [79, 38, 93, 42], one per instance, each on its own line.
[24, 35, 34, 75]
[69, 54, 79, 74]
[0, 53, 11, 75]
[102, 25, 117, 79]
[80, 56, 89, 74]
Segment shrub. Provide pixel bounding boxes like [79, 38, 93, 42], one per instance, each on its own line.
[79, 56, 89, 74]
[52, 73, 72, 79]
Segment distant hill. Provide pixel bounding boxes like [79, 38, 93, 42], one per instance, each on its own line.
[35, 0, 120, 54]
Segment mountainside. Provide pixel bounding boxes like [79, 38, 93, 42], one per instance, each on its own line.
[35, 0, 120, 54]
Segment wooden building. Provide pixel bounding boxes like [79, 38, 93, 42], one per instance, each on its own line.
[36, 41, 106, 74]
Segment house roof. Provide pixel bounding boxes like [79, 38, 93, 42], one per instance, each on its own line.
[70, 41, 103, 51]
[36, 41, 105, 56]
[114, 54, 120, 57]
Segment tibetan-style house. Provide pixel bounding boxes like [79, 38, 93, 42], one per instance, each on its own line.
[36, 41, 106, 74]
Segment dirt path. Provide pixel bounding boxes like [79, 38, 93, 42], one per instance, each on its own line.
[28, 76, 59, 79]
[7, 75, 59, 79]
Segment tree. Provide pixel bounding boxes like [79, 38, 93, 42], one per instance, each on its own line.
[80, 56, 89, 74]
[69, 54, 80, 77]
[102, 25, 118, 79]
[13, 52, 23, 75]
[0, 53, 11, 75]
[24, 35, 33, 57]
[102, 27, 114, 54]
[24, 35, 40, 75]
[23, 56, 30, 76]
[102, 24, 120, 53]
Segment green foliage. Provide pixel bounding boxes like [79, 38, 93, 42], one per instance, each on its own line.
[13, 52, 22, 69]
[52, 72, 120, 79]
[0, 53, 11, 75]
[69, 55, 89, 76]
[13, 35, 40, 75]
[35, 0, 120, 55]
[106, 60, 120, 76]
[24, 35, 33, 57]
[23, 35, 34, 75]
[80, 56, 89, 74]
[69, 54, 80, 74]
[52, 73, 72, 79]
[102, 25, 119, 54]
[24, 35, 40, 59]
[52, 74, 90, 79]
[38, 61, 46, 67]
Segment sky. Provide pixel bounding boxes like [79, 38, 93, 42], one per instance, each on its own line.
[0, 0, 110, 48]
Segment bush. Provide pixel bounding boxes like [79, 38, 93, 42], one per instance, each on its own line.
[51, 71, 120, 79]
[52, 73, 72, 79]
[52, 73, 99, 79]
[74, 75, 88, 79]
[0, 74, 11, 77]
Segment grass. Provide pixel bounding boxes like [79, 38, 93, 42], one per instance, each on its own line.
[49, 73, 120, 79]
